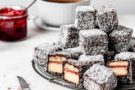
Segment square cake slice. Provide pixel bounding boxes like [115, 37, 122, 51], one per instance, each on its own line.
[107, 61, 129, 76]
[75, 6, 97, 30]
[64, 63, 80, 85]
[83, 64, 117, 90]
[47, 54, 67, 75]
[109, 25, 133, 53]
[79, 29, 108, 55]
[107, 52, 135, 84]
[63, 54, 105, 88]
[63, 59, 84, 88]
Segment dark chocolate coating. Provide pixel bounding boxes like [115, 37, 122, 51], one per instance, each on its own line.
[129, 38, 135, 52]
[59, 25, 79, 49]
[109, 25, 133, 53]
[83, 64, 117, 90]
[75, 6, 97, 30]
[104, 50, 116, 64]
[115, 52, 135, 84]
[97, 5, 119, 33]
[80, 29, 108, 55]
[34, 42, 63, 66]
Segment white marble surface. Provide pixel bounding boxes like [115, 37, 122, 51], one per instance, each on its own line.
[0, 15, 135, 90]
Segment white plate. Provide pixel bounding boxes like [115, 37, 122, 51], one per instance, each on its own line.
[33, 16, 60, 31]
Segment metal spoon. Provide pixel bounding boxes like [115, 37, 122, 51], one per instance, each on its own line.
[26, 0, 37, 10]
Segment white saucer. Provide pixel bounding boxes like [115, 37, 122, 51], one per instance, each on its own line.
[33, 16, 60, 31]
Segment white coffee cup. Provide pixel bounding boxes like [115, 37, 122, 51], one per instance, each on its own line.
[36, 0, 90, 26]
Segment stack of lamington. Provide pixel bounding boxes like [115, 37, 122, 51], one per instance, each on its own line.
[33, 5, 135, 90]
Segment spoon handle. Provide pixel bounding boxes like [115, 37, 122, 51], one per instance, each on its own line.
[26, 0, 37, 10]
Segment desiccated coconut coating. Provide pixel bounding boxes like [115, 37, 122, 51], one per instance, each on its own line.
[62, 47, 83, 59]
[115, 52, 135, 62]
[79, 29, 108, 55]
[59, 24, 79, 49]
[48, 47, 83, 60]
[109, 25, 133, 53]
[33, 42, 62, 66]
[114, 52, 135, 83]
[109, 26, 133, 44]
[83, 64, 117, 90]
[78, 54, 104, 66]
[97, 5, 118, 33]
[109, 25, 133, 44]
[75, 6, 97, 30]
[65, 54, 105, 68]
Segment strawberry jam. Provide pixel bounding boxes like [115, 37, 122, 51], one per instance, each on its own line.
[0, 6, 28, 41]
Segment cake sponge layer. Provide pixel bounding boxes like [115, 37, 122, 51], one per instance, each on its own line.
[47, 55, 67, 74]
[110, 67, 128, 76]
[64, 63, 80, 85]
[108, 61, 128, 66]
[49, 55, 66, 62]
[48, 63, 63, 74]
[107, 61, 129, 76]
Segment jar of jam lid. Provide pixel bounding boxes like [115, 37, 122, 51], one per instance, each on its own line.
[0, 6, 28, 41]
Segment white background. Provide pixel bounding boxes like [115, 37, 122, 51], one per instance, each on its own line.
[0, 0, 135, 15]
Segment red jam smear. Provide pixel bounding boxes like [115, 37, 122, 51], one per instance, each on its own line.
[49, 61, 62, 64]
[109, 66, 128, 68]
[0, 7, 27, 41]
[64, 69, 79, 75]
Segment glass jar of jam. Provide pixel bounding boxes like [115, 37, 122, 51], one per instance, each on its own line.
[0, 6, 28, 41]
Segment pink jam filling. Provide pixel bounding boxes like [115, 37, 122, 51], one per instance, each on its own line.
[64, 69, 79, 75]
[109, 66, 128, 68]
[49, 61, 62, 64]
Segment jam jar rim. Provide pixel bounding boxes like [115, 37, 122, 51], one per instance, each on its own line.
[0, 6, 28, 20]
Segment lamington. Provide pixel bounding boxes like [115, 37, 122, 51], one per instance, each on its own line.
[75, 6, 97, 30]
[63, 54, 104, 88]
[97, 5, 118, 33]
[109, 25, 133, 53]
[79, 29, 108, 55]
[107, 52, 135, 84]
[33, 42, 62, 66]
[47, 53, 67, 76]
[63, 59, 83, 88]
[47, 47, 82, 75]
[83, 64, 117, 90]
[59, 24, 79, 49]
